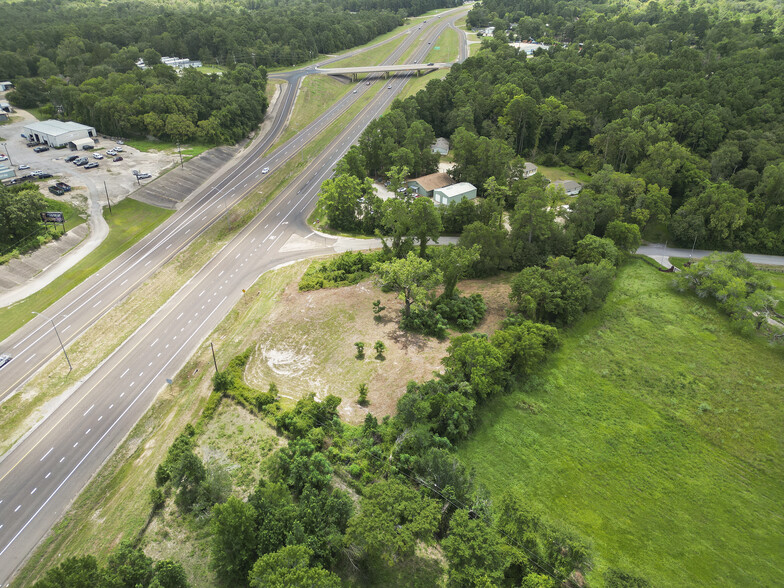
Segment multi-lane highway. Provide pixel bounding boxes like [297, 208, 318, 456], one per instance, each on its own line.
[0, 8, 469, 584]
[0, 8, 463, 403]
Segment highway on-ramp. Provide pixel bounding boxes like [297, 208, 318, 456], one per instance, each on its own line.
[0, 8, 470, 584]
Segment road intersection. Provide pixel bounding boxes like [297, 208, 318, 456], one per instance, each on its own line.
[0, 8, 470, 584]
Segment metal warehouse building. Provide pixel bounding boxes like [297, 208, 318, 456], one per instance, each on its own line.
[23, 120, 96, 148]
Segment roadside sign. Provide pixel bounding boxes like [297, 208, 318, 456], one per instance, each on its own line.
[41, 211, 65, 223]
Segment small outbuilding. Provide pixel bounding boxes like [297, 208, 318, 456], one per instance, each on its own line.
[552, 180, 583, 196]
[0, 112, 8, 123]
[0, 165, 15, 180]
[0, 82, 13, 92]
[433, 182, 477, 206]
[431, 137, 450, 156]
[23, 120, 96, 148]
[523, 162, 538, 178]
[406, 172, 455, 198]
[69, 137, 96, 150]
[0, 101, 12, 113]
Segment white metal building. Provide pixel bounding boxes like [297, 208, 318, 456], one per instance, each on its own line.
[433, 182, 477, 205]
[23, 120, 96, 148]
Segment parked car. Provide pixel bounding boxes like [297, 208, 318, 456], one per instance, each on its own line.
[114, 146, 123, 152]
[26, 142, 38, 148]
[0, 354, 11, 369]
[49, 186, 65, 196]
[33, 146, 50, 153]
[136, 172, 151, 179]
[37, 173, 53, 179]
[65, 155, 79, 162]
[116, 140, 124, 145]
[75, 158, 88, 166]
[106, 149, 116, 156]
[112, 156, 123, 162]
[18, 164, 30, 170]
[0, 154, 7, 161]
[93, 153, 104, 159]
[31, 170, 44, 176]
[55, 182, 71, 191]
[84, 162, 99, 169]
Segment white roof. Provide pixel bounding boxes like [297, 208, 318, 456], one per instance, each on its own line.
[436, 182, 476, 198]
[524, 162, 537, 171]
[70, 137, 95, 147]
[24, 119, 94, 137]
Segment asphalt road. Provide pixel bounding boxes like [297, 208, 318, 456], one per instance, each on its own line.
[638, 243, 784, 266]
[0, 8, 470, 584]
[0, 8, 461, 403]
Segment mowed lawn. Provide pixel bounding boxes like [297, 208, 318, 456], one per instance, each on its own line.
[458, 260, 784, 587]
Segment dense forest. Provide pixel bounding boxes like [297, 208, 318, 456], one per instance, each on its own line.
[1, 0, 459, 143]
[320, 0, 784, 254]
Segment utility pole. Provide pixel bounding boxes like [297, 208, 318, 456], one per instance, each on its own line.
[104, 181, 112, 214]
[210, 342, 219, 372]
[176, 143, 183, 168]
[2, 142, 11, 166]
[32, 311, 72, 372]
[689, 234, 698, 262]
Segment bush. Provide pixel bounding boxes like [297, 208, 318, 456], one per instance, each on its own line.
[357, 383, 369, 405]
[354, 341, 365, 358]
[299, 251, 388, 291]
[401, 307, 448, 339]
[435, 294, 486, 330]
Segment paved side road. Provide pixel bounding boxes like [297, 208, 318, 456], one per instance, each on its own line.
[638, 243, 784, 267]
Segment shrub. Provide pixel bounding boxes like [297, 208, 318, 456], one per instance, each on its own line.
[401, 307, 448, 339]
[299, 251, 388, 291]
[373, 340, 386, 357]
[358, 383, 369, 405]
[435, 293, 486, 330]
[354, 341, 365, 358]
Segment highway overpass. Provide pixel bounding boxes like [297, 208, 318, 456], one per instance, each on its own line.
[314, 62, 450, 80]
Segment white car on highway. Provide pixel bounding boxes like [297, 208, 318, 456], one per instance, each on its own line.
[262, 167, 270, 174]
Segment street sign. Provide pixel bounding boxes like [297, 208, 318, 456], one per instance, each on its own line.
[41, 211, 65, 223]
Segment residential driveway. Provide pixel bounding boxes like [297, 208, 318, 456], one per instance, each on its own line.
[638, 243, 784, 267]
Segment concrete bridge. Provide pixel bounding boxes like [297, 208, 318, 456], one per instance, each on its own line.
[313, 62, 450, 81]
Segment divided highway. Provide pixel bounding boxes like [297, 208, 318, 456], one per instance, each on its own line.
[0, 8, 461, 403]
[0, 7, 470, 585]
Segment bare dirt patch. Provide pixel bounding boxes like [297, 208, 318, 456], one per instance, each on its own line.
[244, 272, 512, 424]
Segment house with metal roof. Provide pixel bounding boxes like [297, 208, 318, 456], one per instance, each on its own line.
[431, 137, 450, 156]
[433, 182, 477, 206]
[22, 120, 96, 148]
[552, 179, 583, 196]
[406, 172, 455, 198]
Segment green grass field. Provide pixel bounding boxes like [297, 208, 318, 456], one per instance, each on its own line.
[0, 198, 172, 341]
[424, 27, 459, 63]
[458, 260, 784, 587]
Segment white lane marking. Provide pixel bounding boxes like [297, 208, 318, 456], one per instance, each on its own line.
[157, 352, 161, 357]
[83, 404, 94, 417]
[250, 238, 255, 243]
[92, 300, 102, 308]
[165, 344, 169, 349]
[85, 429, 91, 435]
[145, 260, 152, 267]
[62, 325, 72, 332]
[218, 270, 224, 277]
[39, 447, 53, 462]
[120, 392, 125, 397]
[166, 243, 172, 250]
[45, 472, 51, 479]
[98, 415, 103, 422]
[151, 338, 158, 346]
[264, 224, 268, 229]
[120, 368, 129, 378]
[202, 215, 207, 220]
[148, 361, 153, 367]
[0, 297, 230, 559]
[59, 457, 64, 463]
[121, 279, 128, 286]
[14, 505, 21, 512]
[199, 290, 205, 297]
[176, 312, 183, 320]
[276, 211, 281, 216]
[139, 371, 143, 377]
[235, 253, 241, 259]
[30, 488, 36, 495]
[73, 442, 78, 448]
[129, 382, 135, 388]
[109, 404, 113, 409]
[25, 354, 36, 363]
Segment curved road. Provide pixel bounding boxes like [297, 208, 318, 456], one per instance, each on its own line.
[0, 7, 470, 584]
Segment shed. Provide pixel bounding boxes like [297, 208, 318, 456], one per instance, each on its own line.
[0, 101, 12, 113]
[0, 165, 15, 180]
[523, 162, 538, 178]
[552, 180, 583, 196]
[0, 82, 13, 92]
[431, 137, 450, 156]
[23, 120, 96, 148]
[406, 172, 455, 198]
[433, 182, 477, 205]
[69, 137, 96, 150]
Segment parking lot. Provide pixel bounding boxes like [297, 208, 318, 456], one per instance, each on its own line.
[0, 102, 178, 208]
